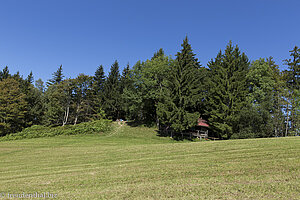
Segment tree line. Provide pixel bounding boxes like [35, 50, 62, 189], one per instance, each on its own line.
[0, 37, 299, 139]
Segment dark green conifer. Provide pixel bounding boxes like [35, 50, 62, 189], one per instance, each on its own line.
[47, 65, 64, 86]
[206, 41, 249, 139]
[94, 65, 106, 94]
[157, 37, 202, 133]
[26, 71, 34, 84]
[0, 66, 10, 80]
[103, 60, 121, 120]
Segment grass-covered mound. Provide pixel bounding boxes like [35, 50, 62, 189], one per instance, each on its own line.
[0, 119, 111, 141]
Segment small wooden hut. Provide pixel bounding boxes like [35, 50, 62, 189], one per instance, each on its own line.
[193, 118, 209, 139]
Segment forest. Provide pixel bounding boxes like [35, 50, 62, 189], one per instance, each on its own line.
[0, 37, 299, 139]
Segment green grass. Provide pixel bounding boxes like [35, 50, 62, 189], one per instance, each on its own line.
[0, 123, 300, 199]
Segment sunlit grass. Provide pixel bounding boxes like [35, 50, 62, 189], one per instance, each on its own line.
[0, 124, 299, 199]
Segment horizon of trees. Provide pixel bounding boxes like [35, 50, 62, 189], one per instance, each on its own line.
[0, 38, 299, 139]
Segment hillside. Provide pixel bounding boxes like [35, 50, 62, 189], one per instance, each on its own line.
[0, 123, 299, 199]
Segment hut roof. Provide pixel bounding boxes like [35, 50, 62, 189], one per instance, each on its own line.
[197, 118, 209, 127]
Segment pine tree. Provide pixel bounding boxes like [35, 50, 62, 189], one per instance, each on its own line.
[47, 65, 64, 86]
[92, 65, 106, 119]
[151, 48, 164, 60]
[121, 63, 130, 91]
[93, 65, 106, 94]
[16, 71, 46, 126]
[0, 66, 10, 80]
[157, 37, 202, 134]
[26, 71, 34, 84]
[103, 60, 121, 120]
[206, 41, 249, 139]
[120, 63, 131, 119]
[285, 46, 300, 90]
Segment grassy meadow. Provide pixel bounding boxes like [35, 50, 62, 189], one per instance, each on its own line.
[0, 123, 299, 199]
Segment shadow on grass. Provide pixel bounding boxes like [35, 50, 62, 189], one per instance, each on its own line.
[126, 120, 156, 128]
[155, 129, 196, 141]
[126, 120, 213, 141]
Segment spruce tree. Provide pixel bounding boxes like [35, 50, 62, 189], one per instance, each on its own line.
[92, 65, 106, 119]
[121, 63, 130, 91]
[151, 48, 165, 60]
[120, 64, 131, 119]
[93, 65, 106, 94]
[206, 41, 249, 139]
[0, 66, 10, 80]
[47, 65, 64, 86]
[26, 71, 34, 84]
[103, 60, 121, 120]
[157, 37, 202, 133]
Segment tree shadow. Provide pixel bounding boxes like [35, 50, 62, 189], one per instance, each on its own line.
[126, 120, 156, 128]
[156, 129, 195, 141]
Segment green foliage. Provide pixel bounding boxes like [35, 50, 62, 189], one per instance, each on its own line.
[206, 41, 250, 139]
[157, 37, 203, 133]
[0, 78, 27, 136]
[44, 83, 66, 125]
[247, 58, 275, 105]
[72, 74, 94, 124]
[35, 78, 45, 93]
[0, 119, 111, 141]
[284, 46, 300, 90]
[284, 46, 300, 134]
[1, 40, 300, 140]
[0, 66, 10, 80]
[120, 63, 131, 119]
[123, 49, 172, 124]
[232, 58, 276, 138]
[103, 60, 122, 120]
[93, 65, 106, 95]
[47, 65, 64, 86]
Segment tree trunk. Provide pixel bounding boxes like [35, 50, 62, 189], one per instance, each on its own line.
[74, 104, 80, 125]
[62, 106, 69, 126]
[285, 104, 290, 137]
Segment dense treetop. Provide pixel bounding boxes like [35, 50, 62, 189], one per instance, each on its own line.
[0, 39, 299, 139]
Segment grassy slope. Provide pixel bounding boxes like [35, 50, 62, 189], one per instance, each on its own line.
[0, 123, 299, 199]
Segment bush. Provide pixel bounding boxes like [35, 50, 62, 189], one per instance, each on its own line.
[0, 119, 111, 141]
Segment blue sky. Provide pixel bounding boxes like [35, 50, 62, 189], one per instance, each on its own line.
[0, 0, 299, 82]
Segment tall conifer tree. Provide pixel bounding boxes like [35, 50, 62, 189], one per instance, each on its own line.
[92, 65, 106, 119]
[103, 60, 121, 120]
[157, 37, 202, 133]
[0, 66, 10, 80]
[47, 65, 64, 86]
[93, 65, 105, 94]
[206, 41, 249, 139]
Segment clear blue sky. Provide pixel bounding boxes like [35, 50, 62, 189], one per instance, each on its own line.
[0, 0, 299, 82]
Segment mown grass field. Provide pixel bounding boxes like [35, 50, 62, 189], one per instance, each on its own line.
[0, 123, 300, 199]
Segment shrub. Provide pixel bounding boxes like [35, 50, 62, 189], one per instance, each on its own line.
[0, 119, 112, 141]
